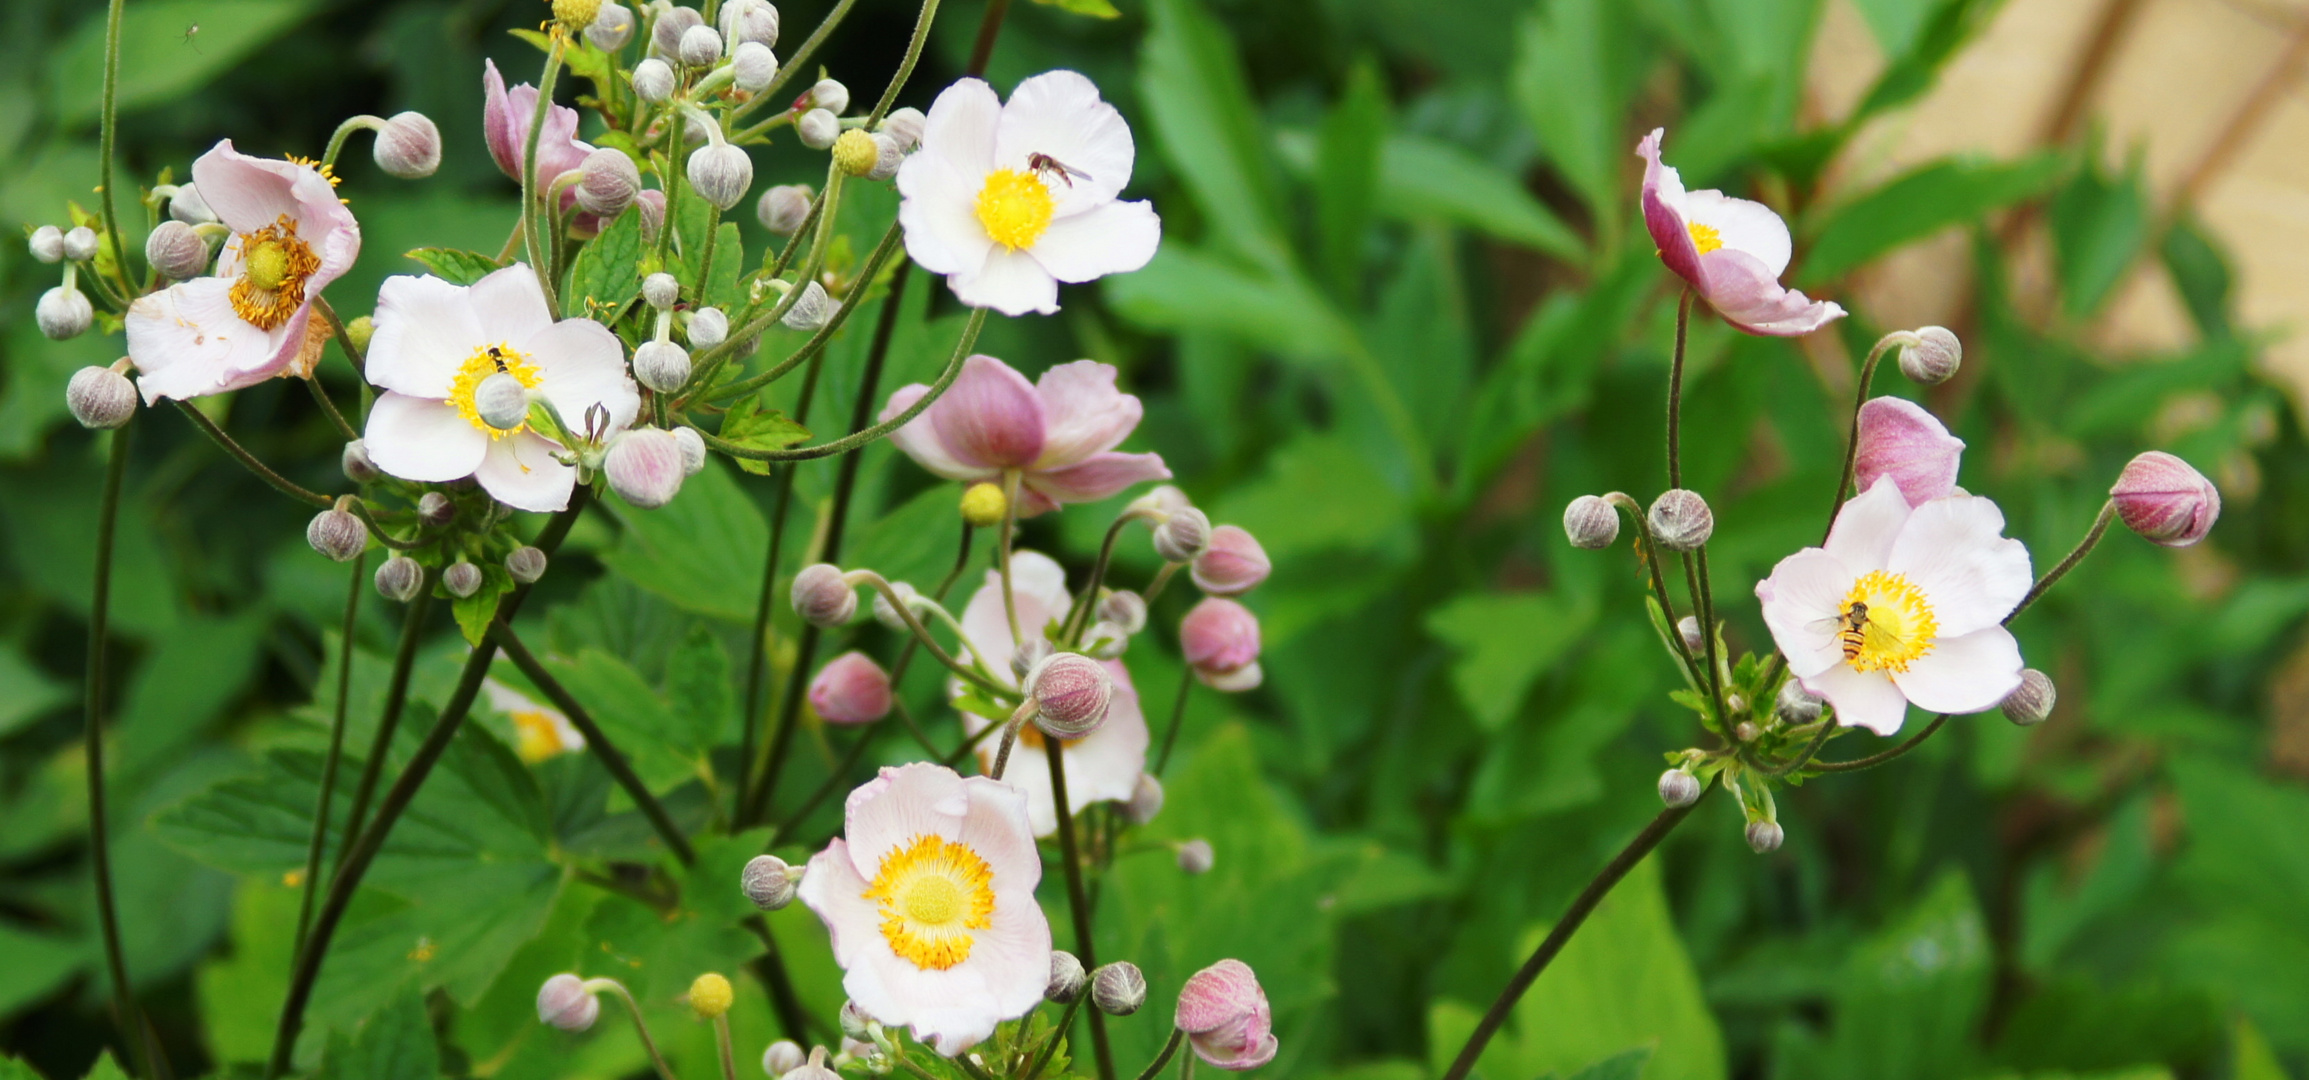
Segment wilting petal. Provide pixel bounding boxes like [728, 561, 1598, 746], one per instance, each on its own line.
[1854, 397, 1964, 507]
[190, 141, 329, 234]
[1799, 662, 1912, 735]
[125, 279, 277, 403]
[1636, 128, 1702, 288]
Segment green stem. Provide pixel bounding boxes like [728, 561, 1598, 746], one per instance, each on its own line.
[306, 375, 358, 442]
[1681, 552, 1728, 723]
[1822, 331, 1904, 539]
[175, 402, 332, 508]
[2007, 501, 2116, 624]
[1667, 288, 1692, 491]
[96, 0, 134, 300]
[714, 1015, 739, 1080]
[691, 307, 987, 461]
[1133, 1030, 1185, 1080]
[966, 0, 1014, 75]
[599, 981, 680, 1080]
[335, 572, 436, 866]
[692, 221, 903, 406]
[1757, 719, 1836, 778]
[1024, 997, 1083, 1080]
[998, 470, 1024, 648]
[1154, 664, 1192, 776]
[774, 726, 877, 838]
[1047, 741, 1116, 1080]
[1602, 493, 1705, 688]
[293, 553, 365, 963]
[1062, 512, 1146, 647]
[1812, 713, 1948, 773]
[86, 423, 160, 1079]
[523, 36, 568, 319]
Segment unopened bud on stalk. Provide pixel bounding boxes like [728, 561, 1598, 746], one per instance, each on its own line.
[794, 1047, 842, 1080]
[345, 316, 375, 354]
[688, 306, 729, 348]
[1727, 693, 1748, 716]
[1563, 494, 1619, 549]
[677, 23, 723, 66]
[633, 58, 676, 102]
[688, 973, 734, 1019]
[1124, 772, 1164, 824]
[537, 973, 600, 1031]
[636, 189, 667, 241]
[1897, 326, 1962, 386]
[475, 372, 532, 430]
[66, 366, 137, 429]
[605, 428, 688, 508]
[796, 108, 840, 149]
[644, 272, 681, 310]
[1746, 821, 1784, 854]
[507, 546, 549, 584]
[1775, 680, 1823, 724]
[1099, 590, 1148, 635]
[170, 184, 216, 225]
[417, 491, 455, 526]
[810, 651, 892, 725]
[343, 439, 380, 484]
[37, 287, 92, 340]
[1090, 962, 1147, 1016]
[757, 183, 813, 234]
[721, 0, 780, 47]
[444, 561, 485, 598]
[375, 555, 424, 601]
[673, 426, 707, 476]
[1176, 839, 1214, 874]
[1030, 653, 1113, 737]
[1677, 616, 1702, 654]
[62, 227, 98, 262]
[865, 133, 905, 181]
[791, 564, 856, 627]
[1193, 525, 1270, 596]
[146, 220, 210, 280]
[374, 112, 442, 178]
[1658, 769, 1701, 808]
[634, 340, 693, 392]
[652, 5, 704, 55]
[1647, 489, 1713, 551]
[1010, 638, 1054, 683]
[2110, 451, 2219, 548]
[1047, 951, 1087, 1004]
[742, 854, 800, 910]
[1734, 720, 1761, 743]
[688, 143, 754, 211]
[28, 225, 64, 263]
[807, 78, 849, 115]
[832, 129, 878, 177]
[2002, 668, 2056, 726]
[1153, 506, 1211, 562]
[576, 147, 641, 219]
[780, 280, 833, 331]
[733, 41, 778, 91]
[870, 580, 919, 630]
[586, 1, 635, 49]
[839, 1001, 874, 1040]
[878, 107, 926, 152]
[307, 506, 368, 562]
[763, 1040, 807, 1078]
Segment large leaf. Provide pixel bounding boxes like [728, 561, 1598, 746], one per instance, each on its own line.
[1424, 592, 1595, 731]
[1800, 155, 2063, 282]
[49, 1, 313, 126]
[1315, 61, 1387, 299]
[319, 988, 440, 1080]
[1139, 0, 1292, 272]
[0, 647, 69, 740]
[599, 456, 770, 622]
[1512, 0, 1640, 225]
[566, 205, 645, 321]
[540, 648, 709, 793]
[1381, 135, 1584, 261]
[1808, 870, 1990, 1080]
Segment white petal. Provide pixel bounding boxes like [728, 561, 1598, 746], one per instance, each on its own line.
[898, 152, 997, 278]
[369, 274, 485, 399]
[1823, 476, 1910, 572]
[950, 247, 1059, 316]
[125, 280, 277, 403]
[920, 78, 1003, 180]
[1028, 200, 1160, 284]
[471, 263, 555, 346]
[955, 551, 1072, 680]
[526, 317, 641, 435]
[364, 392, 489, 482]
[1756, 548, 1854, 679]
[1892, 626, 2023, 716]
[844, 763, 970, 873]
[1008, 550, 1073, 615]
[1799, 663, 1912, 736]
[1683, 190, 1792, 277]
[1886, 494, 2033, 639]
[992, 70, 1134, 219]
[475, 432, 578, 512]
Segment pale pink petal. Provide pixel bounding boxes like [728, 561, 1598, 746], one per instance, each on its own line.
[1891, 626, 2023, 716]
[1023, 453, 1171, 510]
[991, 70, 1134, 219]
[1756, 549, 1853, 680]
[471, 263, 555, 347]
[898, 151, 997, 278]
[1885, 494, 2033, 638]
[1854, 397, 1964, 507]
[1823, 476, 1910, 572]
[797, 839, 889, 994]
[1636, 129, 1702, 289]
[125, 279, 278, 403]
[843, 763, 970, 875]
[1009, 550, 1074, 615]
[189, 141, 313, 233]
[883, 383, 1000, 483]
[368, 274, 487, 399]
[364, 392, 489, 482]
[929, 355, 1046, 470]
[1684, 190, 1792, 277]
[483, 60, 594, 184]
[968, 660, 1145, 837]
[1693, 247, 1847, 336]
[526, 317, 641, 436]
[1027, 200, 1160, 283]
[1799, 662, 1912, 736]
[950, 247, 1060, 316]
[919, 78, 1003, 181]
[1031, 361, 1144, 468]
[475, 432, 578, 512]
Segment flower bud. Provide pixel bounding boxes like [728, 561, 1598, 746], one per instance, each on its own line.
[1047, 950, 1087, 1004]
[1563, 494, 1619, 549]
[634, 339, 693, 393]
[632, 57, 676, 102]
[1734, 719, 1761, 742]
[1124, 772, 1164, 825]
[507, 545, 549, 584]
[636, 189, 667, 241]
[959, 481, 1007, 527]
[37, 287, 93, 340]
[861, 133, 904, 182]
[417, 491, 455, 526]
[473, 371, 532, 431]
[1194, 538, 1270, 608]
[170, 184, 216, 225]
[1090, 962, 1146, 1016]
[1677, 616, 1702, 654]
[1776, 680, 1822, 724]
[869, 579, 918, 630]
[1176, 838, 1214, 874]
[688, 306, 729, 348]
[757, 183, 813, 234]
[586, 1, 635, 50]
[537, 973, 600, 1031]
[375, 555, 424, 601]
[688, 143, 754, 211]
[1176, 960, 1276, 1070]
[780, 280, 832, 332]
[1152, 506, 1210, 563]
[2002, 668, 2056, 726]
[1746, 821, 1783, 854]
[792, 563, 856, 627]
[810, 651, 892, 725]
[644, 272, 681, 310]
[733, 41, 778, 92]
[2110, 451, 2219, 547]
[1029, 652, 1113, 737]
[1010, 638, 1054, 683]
[651, 5, 703, 55]
[807, 78, 849, 115]
[1647, 489, 1713, 551]
[1098, 590, 1148, 635]
[831, 129, 878, 177]
[444, 561, 485, 598]
[673, 426, 707, 476]
[877, 107, 925, 152]
[742, 854, 800, 911]
[29, 225, 64, 263]
[688, 972, 734, 1018]
[1182, 598, 1262, 692]
[839, 1001, 874, 1040]
[1897, 326, 1962, 386]
[345, 316, 375, 354]
[66, 366, 137, 430]
[576, 147, 641, 219]
[796, 108, 840, 149]
[677, 23, 723, 66]
[63, 227, 99, 262]
[554, 0, 601, 31]
[343, 440, 380, 484]
[146, 219, 210, 280]
[722, 0, 780, 47]
[1658, 769, 1700, 808]
[307, 508, 368, 562]
[763, 1040, 806, 1078]
[374, 112, 442, 178]
[606, 428, 689, 509]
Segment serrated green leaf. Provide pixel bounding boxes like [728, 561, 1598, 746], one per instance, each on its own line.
[719, 395, 812, 475]
[404, 248, 509, 286]
[1425, 592, 1594, 731]
[449, 562, 515, 646]
[568, 206, 645, 321]
[663, 623, 733, 751]
[319, 987, 438, 1080]
[600, 457, 768, 621]
[541, 649, 704, 792]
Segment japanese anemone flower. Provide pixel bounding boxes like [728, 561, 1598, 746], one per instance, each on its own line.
[881, 354, 1170, 517]
[954, 551, 1150, 836]
[1756, 477, 2032, 735]
[896, 71, 1160, 315]
[362, 264, 639, 512]
[125, 141, 360, 402]
[1637, 128, 1845, 336]
[797, 763, 1051, 1055]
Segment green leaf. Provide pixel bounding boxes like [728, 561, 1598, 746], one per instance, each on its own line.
[1106, 245, 1359, 364]
[1424, 592, 1594, 731]
[2231, 1016, 2289, 1080]
[704, 222, 745, 309]
[847, 485, 970, 595]
[49, 1, 313, 127]
[718, 395, 813, 476]
[2049, 152, 2149, 319]
[404, 248, 509, 286]
[0, 647, 68, 739]
[1557, 1048, 1653, 1080]
[1028, 0, 1123, 16]
[513, 27, 614, 91]
[580, 832, 768, 1007]
[1816, 869, 1989, 1080]
[664, 623, 734, 751]
[1380, 135, 1585, 262]
[1851, 0, 2002, 122]
[196, 878, 300, 1066]
[1315, 60, 1387, 300]
[567, 205, 645, 321]
[1848, 0, 1937, 54]
[541, 648, 704, 792]
[78, 1053, 129, 1080]
[319, 988, 439, 1080]
[1512, 0, 1639, 224]
[1211, 434, 1413, 563]
[448, 562, 515, 647]
[1800, 155, 2063, 282]
[2161, 214, 2233, 340]
[1139, 0, 1292, 272]
[0, 922, 82, 1020]
[599, 456, 768, 622]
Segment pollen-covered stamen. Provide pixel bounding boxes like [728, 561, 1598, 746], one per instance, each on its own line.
[1687, 221, 1723, 256]
[1839, 569, 1937, 674]
[975, 168, 1055, 252]
[863, 834, 998, 970]
[511, 711, 566, 762]
[448, 343, 544, 437]
[227, 215, 321, 330]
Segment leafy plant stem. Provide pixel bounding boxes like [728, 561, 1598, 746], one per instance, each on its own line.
[97, 0, 134, 300]
[292, 553, 366, 963]
[175, 402, 333, 508]
[1602, 493, 1703, 686]
[523, 35, 568, 319]
[1757, 719, 1837, 778]
[1047, 740, 1117, 1080]
[2007, 500, 2116, 623]
[1822, 331, 1902, 539]
[1024, 998, 1084, 1080]
[692, 307, 987, 462]
[335, 571, 437, 867]
[1681, 551, 1728, 718]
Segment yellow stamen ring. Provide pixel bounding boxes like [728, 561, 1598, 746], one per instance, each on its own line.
[862, 834, 997, 971]
[448, 343, 544, 438]
[1687, 221, 1723, 256]
[975, 168, 1055, 252]
[227, 215, 321, 331]
[1838, 569, 1937, 674]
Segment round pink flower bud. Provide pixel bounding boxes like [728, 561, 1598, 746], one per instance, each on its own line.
[796, 108, 839, 149]
[1098, 590, 1148, 634]
[1647, 489, 1712, 551]
[807, 78, 849, 114]
[758, 183, 813, 234]
[342, 440, 380, 483]
[1047, 950, 1087, 1004]
[577, 147, 641, 219]
[1176, 959, 1276, 1071]
[1563, 494, 1619, 549]
[307, 508, 369, 562]
[1191, 525, 1270, 596]
[1090, 962, 1146, 1016]
[1123, 772, 1164, 825]
[634, 339, 692, 392]
[375, 555, 423, 602]
[67, 366, 137, 430]
[673, 426, 707, 476]
[878, 107, 926, 152]
[28, 225, 64, 263]
[1898, 326, 1962, 386]
[677, 23, 723, 66]
[1176, 838, 1214, 874]
[374, 112, 442, 179]
[742, 854, 799, 911]
[1029, 652, 1113, 737]
[62, 227, 98, 262]
[506, 545, 549, 584]
[721, 0, 779, 47]
[537, 973, 600, 1031]
[651, 5, 703, 55]
[1658, 769, 1700, 808]
[2110, 451, 2219, 547]
[632, 57, 675, 103]
[1181, 598, 1261, 692]
[1152, 506, 1210, 563]
[417, 491, 456, 526]
[605, 428, 689, 509]
[809, 651, 892, 725]
[790, 563, 857, 627]
[586, 1, 635, 50]
[37, 286, 92, 340]
[1746, 821, 1783, 854]
[733, 42, 778, 92]
[635, 189, 667, 240]
[2002, 668, 2056, 727]
[688, 143, 753, 211]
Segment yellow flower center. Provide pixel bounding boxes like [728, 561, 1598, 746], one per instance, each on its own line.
[1837, 570, 1937, 674]
[448, 343, 544, 438]
[1687, 221, 1723, 256]
[227, 216, 320, 331]
[862, 834, 997, 970]
[975, 168, 1054, 252]
[511, 710, 566, 762]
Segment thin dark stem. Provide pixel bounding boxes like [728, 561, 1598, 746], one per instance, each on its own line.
[774, 726, 877, 838]
[695, 222, 903, 406]
[293, 553, 365, 962]
[1812, 713, 1948, 773]
[336, 574, 436, 866]
[1062, 514, 1139, 647]
[175, 402, 332, 508]
[1758, 721, 1836, 778]
[692, 308, 987, 462]
[1025, 999, 1084, 1080]
[86, 424, 158, 1079]
[1666, 289, 1692, 491]
[492, 623, 697, 865]
[1823, 332, 1903, 540]
[1437, 793, 1707, 1080]
[744, 918, 822, 1041]
[314, 297, 365, 377]
[96, 0, 134, 300]
[601, 981, 680, 1080]
[1154, 665, 1193, 776]
[1603, 494, 1704, 686]
[956, 1051, 999, 1080]
[2006, 501, 2116, 624]
[1133, 1030, 1185, 1080]
[941, 712, 1007, 767]
[736, 467, 801, 815]
[867, 0, 942, 125]
[1047, 741, 1116, 1080]
[1682, 552, 1729, 725]
[305, 377, 358, 441]
[966, 0, 1014, 75]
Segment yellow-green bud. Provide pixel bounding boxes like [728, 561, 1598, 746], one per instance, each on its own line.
[961, 482, 1007, 527]
[688, 972, 733, 1019]
[554, 0, 601, 32]
[832, 129, 878, 177]
[346, 316, 375, 353]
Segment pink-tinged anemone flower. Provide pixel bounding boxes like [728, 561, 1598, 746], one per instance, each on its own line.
[881, 355, 1170, 517]
[124, 141, 361, 403]
[1756, 476, 2033, 735]
[1853, 397, 1965, 507]
[1636, 129, 1846, 336]
[954, 551, 1149, 836]
[362, 264, 640, 512]
[797, 763, 1051, 1056]
[897, 71, 1161, 316]
[1176, 960, 1278, 1071]
[484, 59, 594, 188]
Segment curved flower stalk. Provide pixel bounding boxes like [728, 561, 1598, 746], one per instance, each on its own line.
[1636, 128, 1843, 337]
[882, 354, 1170, 516]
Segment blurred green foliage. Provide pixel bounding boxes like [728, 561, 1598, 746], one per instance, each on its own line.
[3, 0, 2307, 1078]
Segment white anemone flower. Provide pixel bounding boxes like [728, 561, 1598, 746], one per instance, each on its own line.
[897, 71, 1161, 316]
[955, 550, 1149, 836]
[798, 763, 1051, 1055]
[1756, 477, 2033, 735]
[482, 680, 585, 763]
[363, 264, 639, 512]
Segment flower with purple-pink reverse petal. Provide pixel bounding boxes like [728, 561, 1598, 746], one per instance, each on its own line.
[811, 651, 894, 725]
[880, 354, 1169, 517]
[125, 141, 361, 402]
[1180, 598, 1262, 692]
[796, 763, 1051, 1056]
[484, 59, 595, 188]
[1637, 128, 1845, 337]
[2110, 450, 2219, 547]
[1176, 959, 1277, 1070]
[1853, 397, 1965, 507]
